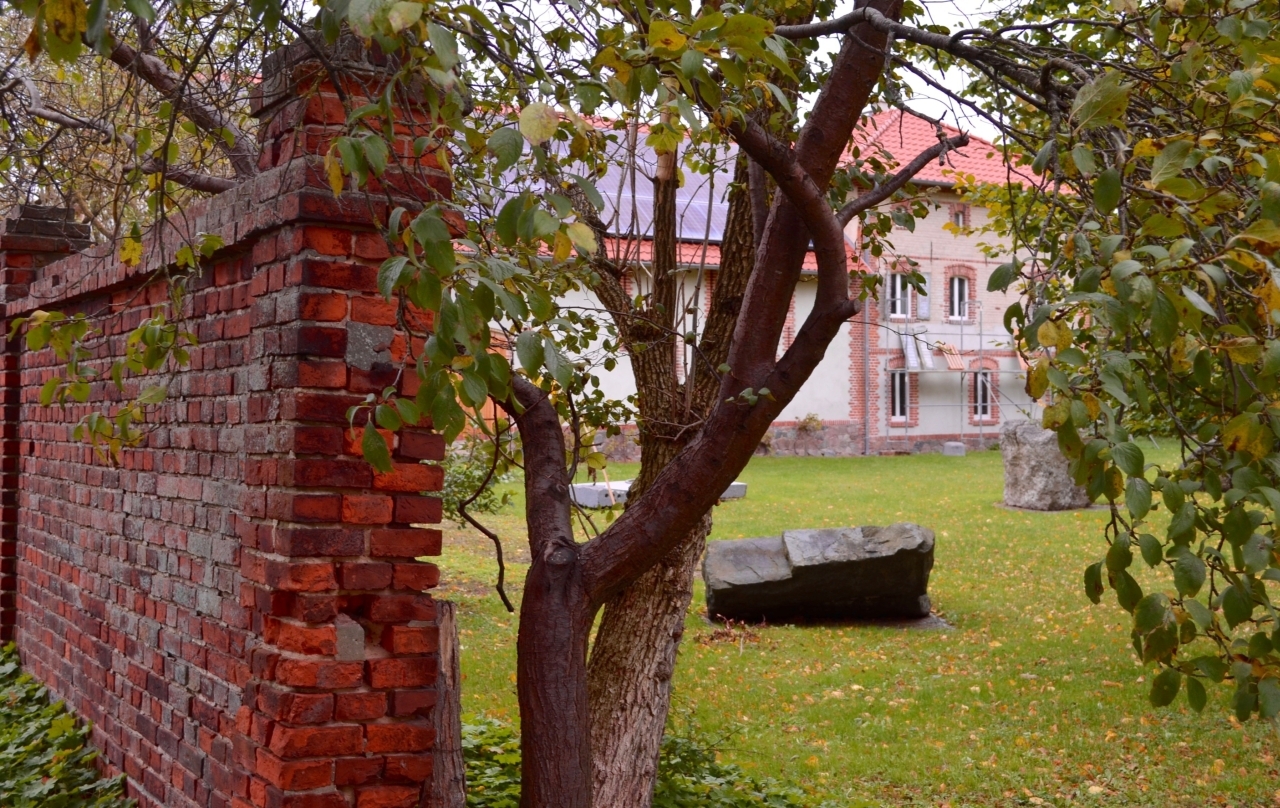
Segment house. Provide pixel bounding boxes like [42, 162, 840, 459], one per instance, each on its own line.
[561, 110, 1036, 458]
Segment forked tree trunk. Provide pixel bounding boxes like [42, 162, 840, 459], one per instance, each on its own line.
[586, 157, 758, 808]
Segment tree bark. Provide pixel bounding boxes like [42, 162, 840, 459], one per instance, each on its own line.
[586, 158, 758, 808]
[429, 600, 465, 808]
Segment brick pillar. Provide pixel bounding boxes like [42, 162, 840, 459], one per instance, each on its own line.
[0, 205, 91, 641]
[234, 37, 449, 808]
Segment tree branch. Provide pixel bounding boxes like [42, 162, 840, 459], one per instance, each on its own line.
[105, 40, 258, 180]
[2, 74, 237, 194]
[836, 133, 970, 226]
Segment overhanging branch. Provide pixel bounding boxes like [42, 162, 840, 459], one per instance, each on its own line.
[836, 132, 970, 226]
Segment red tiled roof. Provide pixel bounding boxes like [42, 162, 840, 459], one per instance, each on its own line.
[600, 235, 863, 274]
[850, 109, 1030, 187]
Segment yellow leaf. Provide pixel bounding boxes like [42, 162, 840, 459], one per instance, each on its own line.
[120, 237, 142, 267]
[648, 20, 687, 53]
[1037, 320, 1059, 350]
[1027, 357, 1049, 399]
[553, 230, 573, 262]
[325, 152, 344, 197]
[1220, 337, 1262, 364]
[1082, 392, 1101, 420]
[565, 222, 597, 254]
[1133, 139, 1159, 158]
[1103, 466, 1124, 500]
[45, 0, 86, 45]
[1223, 413, 1272, 460]
[1042, 397, 1070, 430]
[1256, 280, 1280, 315]
[519, 102, 559, 146]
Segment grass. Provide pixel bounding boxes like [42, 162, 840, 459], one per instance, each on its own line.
[436, 451, 1280, 808]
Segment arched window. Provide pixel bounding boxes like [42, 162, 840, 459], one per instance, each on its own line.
[948, 275, 969, 320]
[973, 371, 992, 419]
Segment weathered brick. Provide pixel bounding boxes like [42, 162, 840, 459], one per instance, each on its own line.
[335, 691, 387, 721]
[256, 751, 334, 790]
[365, 722, 434, 753]
[368, 657, 435, 689]
[355, 785, 420, 808]
[342, 494, 393, 525]
[392, 563, 440, 592]
[269, 724, 364, 758]
[370, 528, 441, 558]
[372, 463, 442, 493]
[391, 495, 441, 525]
[381, 624, 438, 655]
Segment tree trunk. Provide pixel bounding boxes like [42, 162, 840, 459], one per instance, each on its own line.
[587, 515, 710, 807]
[428, 600, 465, 808]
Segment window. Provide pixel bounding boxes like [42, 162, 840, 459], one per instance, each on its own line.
[974, 371, 992, 419]
[949, 275, 969, 320]
[890, 371, 908, 420]
[950, 204, 969, 228]
[888, 274, 909, 318]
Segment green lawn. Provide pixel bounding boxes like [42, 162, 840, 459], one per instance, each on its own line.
[436, 451, 1279, 807]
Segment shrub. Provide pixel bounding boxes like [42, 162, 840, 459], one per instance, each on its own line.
[0, 643, 134, 807]
[436, 433, 516, 527]
[461, 716, 832, 808]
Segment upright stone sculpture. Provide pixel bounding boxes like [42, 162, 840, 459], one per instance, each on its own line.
[1000, 419, 1092, 510]
[703, 523, 935, 622]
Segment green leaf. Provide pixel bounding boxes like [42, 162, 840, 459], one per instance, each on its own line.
[1127, 478, 1153, 520]
[427, 22, 459, 69]
[123, 0, 155, 24]
[1111, 442, 1145, 477]
[375, 403, 402, 431]
[378, 256, 409, 300]
[1031, 141, 1058, 174]
[1149, 668, 1181, 707]
[361, 421, 393, 472]
[1184, 598, 1213, 631]
[1094, 169, 1122, 214]
[1221, 584, 1253, 628]
[1113, 569, 1143, 612]
[516, 330, 544, 373]
[361, 135, 389, 176]
[1084, 561, 1104, 604]
[1134, 592, 1172, 634]
[1071, 144, 1097, 175]
[387, 1, 423, 33]
[1173, 551, 1207, 597]
[1181, 285, 1218, 319]
[1151, 140, 1194, 187]
[488, 127, 524, 174]
[1106, 536, 1133, 573]
[987, 262, 1016, 292]
[1137, 532, 1162, 566]
[1186, 677, 1207, 712]
[1071, 71, 1131, 131]
[1261, 678, 1280, 720]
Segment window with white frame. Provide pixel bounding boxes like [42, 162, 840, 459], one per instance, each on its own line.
[888, 273, 910, 318]
[889, 371, 909, 420]
[949, 275, 969, 320]
[950, 204, 969, 228]
[974, 371, 992, 419]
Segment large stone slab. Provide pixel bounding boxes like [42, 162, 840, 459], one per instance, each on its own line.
[703, 523, 935, 622]
[1000, 420, 1092, 510]
[570, 479, 746, 508]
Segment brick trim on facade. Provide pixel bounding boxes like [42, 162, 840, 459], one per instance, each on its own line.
[944, 264, 979, 324]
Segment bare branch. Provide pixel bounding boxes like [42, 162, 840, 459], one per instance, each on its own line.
[836, 133, 970, 226]
[105, 40, 258, 180]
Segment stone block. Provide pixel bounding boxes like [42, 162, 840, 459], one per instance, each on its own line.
[941, 441, 966, 456]
[1000, 420, 1091, 510]
[703, 523, 935, 622]
[569, 479, 746, 508]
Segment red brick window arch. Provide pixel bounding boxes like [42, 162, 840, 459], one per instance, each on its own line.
[969, 357, 1000, 425]
[945, 265, 978, 323]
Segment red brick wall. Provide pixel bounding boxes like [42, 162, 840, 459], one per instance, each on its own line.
[0, 39, 449, 808]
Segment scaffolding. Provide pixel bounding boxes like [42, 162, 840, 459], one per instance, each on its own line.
[874, 299, 1034, 453]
